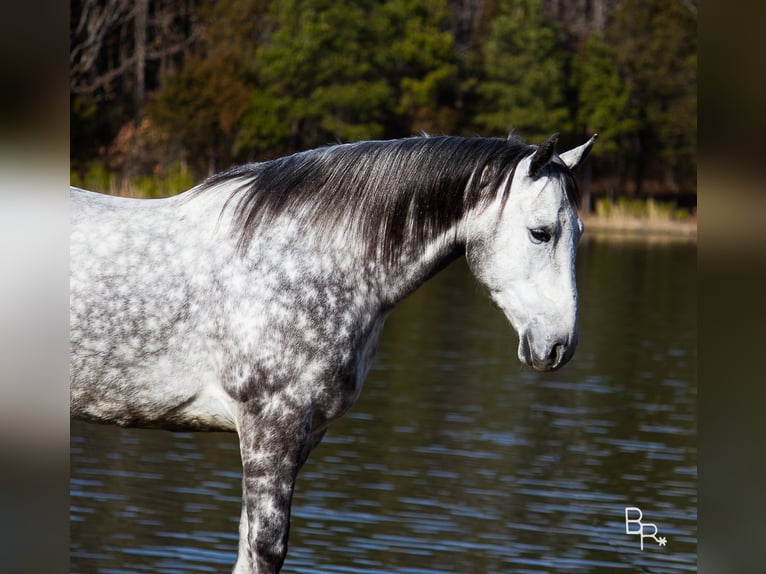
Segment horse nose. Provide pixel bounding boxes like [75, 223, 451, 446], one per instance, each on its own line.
[536, 338, 572, 371]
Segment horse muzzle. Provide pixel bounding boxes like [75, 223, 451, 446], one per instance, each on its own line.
[518, 330, 577, 372]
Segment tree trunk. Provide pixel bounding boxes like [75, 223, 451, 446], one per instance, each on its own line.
[134, 0, 148, 114]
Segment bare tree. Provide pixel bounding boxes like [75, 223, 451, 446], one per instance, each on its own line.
[70, 0, 134, 97]
[70, 0, 200, 103]
[135, 0, 148, 107]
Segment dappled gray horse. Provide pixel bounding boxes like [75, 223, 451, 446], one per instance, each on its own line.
[70, 133, 596, 573]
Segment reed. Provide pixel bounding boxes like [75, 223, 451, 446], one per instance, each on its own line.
[70, 161, 194, 199]
[585, 197, 696, 236]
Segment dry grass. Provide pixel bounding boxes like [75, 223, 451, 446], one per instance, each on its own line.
[70, 161, 194, 199]
[583, 198, 696, 239]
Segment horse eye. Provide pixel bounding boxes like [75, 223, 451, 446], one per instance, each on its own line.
[529, 228, 552, 243]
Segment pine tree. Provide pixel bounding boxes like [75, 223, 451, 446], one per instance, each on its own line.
[572, 32, 640, 194]
[237, 0, 458, 154]
[237, 0, 393, 154]
[606, 0, 696, 191]
[573, 34, 638, 153]
[474, 0, 571, 141]
[377, 0, 458, 134]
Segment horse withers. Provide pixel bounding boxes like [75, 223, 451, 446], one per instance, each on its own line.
[70, 132, 597, 573]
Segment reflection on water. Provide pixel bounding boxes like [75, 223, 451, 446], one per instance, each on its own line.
[71, 236, 696, 573]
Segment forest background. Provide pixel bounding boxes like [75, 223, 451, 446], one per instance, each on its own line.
[70, 0, 696, 219]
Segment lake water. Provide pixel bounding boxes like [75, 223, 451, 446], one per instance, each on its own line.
[71, 234, 697, 573]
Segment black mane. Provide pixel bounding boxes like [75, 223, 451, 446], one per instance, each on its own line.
[196, 135, 580, 263]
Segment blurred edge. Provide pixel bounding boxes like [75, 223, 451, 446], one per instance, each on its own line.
[0, 2, 70, 573]
[699, 1, 766, 573]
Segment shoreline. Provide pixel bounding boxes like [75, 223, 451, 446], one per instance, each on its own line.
[581, 214, 697, 242]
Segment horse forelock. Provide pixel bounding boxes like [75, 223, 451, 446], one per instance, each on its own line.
[196, 135, 542, 263]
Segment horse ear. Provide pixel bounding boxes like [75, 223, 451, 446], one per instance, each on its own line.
[560, 133, 598, 172]
[528, 133, 560, 178]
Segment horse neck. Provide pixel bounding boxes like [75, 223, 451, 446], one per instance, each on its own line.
[371, 226, 465, 310]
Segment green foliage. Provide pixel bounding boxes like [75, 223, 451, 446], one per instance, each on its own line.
[606, 0, 697, 177]
[237, 0, 389, 153]
[572, 34, 639, 156]
[474, 0, 571, 141]
[70, 0, 697, 201]
[378, 0, 458, 133]
[237, 0, 457, 154]
[70, 161, 115, 194]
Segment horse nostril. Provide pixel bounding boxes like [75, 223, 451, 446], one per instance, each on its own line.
[549, 343, 564, 366]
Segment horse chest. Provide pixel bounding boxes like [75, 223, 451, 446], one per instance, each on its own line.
[243, 280, 386, 424]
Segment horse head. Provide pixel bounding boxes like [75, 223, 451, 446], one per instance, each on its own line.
[465, 133, 597, 371]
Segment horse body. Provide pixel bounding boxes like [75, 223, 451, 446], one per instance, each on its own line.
[70, 134, 596, 573]
[71, 189, 240, 430]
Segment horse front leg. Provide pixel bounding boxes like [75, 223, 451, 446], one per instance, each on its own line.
[232, 403, 317, 574]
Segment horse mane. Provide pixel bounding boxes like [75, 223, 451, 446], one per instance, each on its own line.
[195, 135, 580, 263]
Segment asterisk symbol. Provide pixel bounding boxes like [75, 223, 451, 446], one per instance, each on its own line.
[658, 537, 667, 547]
